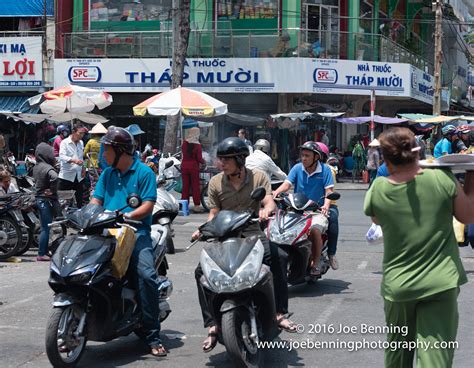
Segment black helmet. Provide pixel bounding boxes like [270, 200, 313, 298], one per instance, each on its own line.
[100, 126, 135, 156]
[216, 137, 250, 158]
[299, 141, 323, 157]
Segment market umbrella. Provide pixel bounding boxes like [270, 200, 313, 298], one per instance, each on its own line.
[27, 84, 112, 114]
[133, 87, 228, 117]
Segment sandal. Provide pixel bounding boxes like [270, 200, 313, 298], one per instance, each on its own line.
[277, 313, 298, 333]
[310, 266, 321, 278]
[202, 331, 218, 353]
[150, 344, 168, 357]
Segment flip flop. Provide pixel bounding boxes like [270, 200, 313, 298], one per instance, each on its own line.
[277, 314, 298, 333]
[202, 332, 218, 353]
[150, 344, 168, 357]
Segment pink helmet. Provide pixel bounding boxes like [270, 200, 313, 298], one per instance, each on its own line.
[316, 142, 330, 159]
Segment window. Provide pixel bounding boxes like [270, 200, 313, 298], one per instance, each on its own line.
[90, 0, 172, 22]
[216, 0, 279, 20]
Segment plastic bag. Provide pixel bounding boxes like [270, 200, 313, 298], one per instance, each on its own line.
[174, 177, 183, 193]
[452, 217, 465, 243]
[110, 226, 137, 279]
[366, 223, 383, 245]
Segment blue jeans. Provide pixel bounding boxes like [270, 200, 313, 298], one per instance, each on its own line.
[327, 205, 339, 256]
[128, 230, 162, 346]
[36, 198, 60, 256]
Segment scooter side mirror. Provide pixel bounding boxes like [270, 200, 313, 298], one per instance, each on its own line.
[250, 187, 266, 202]
[127, 194, 142, 209]
[164, 160, 174, 169]
[326, 192, 340, 201]
[157, 175, 167, 185]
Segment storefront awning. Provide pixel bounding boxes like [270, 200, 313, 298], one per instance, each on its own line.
[0, 95, 38, 113]
[0, 0, 53, 16]
[335, 115, 408, 125]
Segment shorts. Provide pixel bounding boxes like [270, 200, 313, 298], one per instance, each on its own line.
[310, 213, 328, 233]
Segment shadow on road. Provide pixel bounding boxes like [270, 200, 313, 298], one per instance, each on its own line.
[76, 329, 185, 367]
[288, 278, 352, 298]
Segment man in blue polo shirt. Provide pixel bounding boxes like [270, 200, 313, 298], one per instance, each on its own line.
[273, 141, 334, 278]
[90, 126, 167, 357]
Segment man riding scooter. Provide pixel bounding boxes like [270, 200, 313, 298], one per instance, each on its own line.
[273, 141, 335, 278]
[192, 137, 297, 353]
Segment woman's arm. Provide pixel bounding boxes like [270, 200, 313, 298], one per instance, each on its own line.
[196, 144, 205, 165]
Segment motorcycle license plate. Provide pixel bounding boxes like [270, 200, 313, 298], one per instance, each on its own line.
[11, 209, 24, 222]
[27, 212, 38, 223]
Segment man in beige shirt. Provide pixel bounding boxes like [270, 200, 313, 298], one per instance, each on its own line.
[192, 137, 296, 353]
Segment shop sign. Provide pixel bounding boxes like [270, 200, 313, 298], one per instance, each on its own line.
[56, 58, 416, 99]
[410, 66, 434, 104]
[0, 37, 43, 89]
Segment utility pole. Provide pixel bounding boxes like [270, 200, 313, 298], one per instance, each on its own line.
[163, 0, 191, 154]
[433, 0, 443, 115]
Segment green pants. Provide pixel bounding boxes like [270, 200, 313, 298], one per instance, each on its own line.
[384, 287, 459, 368]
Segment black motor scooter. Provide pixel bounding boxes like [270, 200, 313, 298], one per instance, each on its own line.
[45, 195, 173, 368]
[192, 187, 280, 368]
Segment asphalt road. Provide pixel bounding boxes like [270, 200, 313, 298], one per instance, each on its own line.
[1, 190, 473, 368]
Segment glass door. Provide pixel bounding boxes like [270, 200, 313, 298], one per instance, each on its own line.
[305, 4, 339, 58]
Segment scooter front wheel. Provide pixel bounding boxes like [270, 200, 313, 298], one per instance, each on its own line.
[221, 307, 262, 368]
[45, 306, 87, 368]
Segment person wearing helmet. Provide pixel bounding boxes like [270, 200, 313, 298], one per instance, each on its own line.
[192, 137, 296, 352]
[273, 141, 335, 277]
[58, 123, 87, 208]
[90, 126, 166, 357]
[53, 124, 70, 157]
[127, 123, 146, 157]
[245, 138, 287, 181]
[317, 141, 340, 271]
[453, 127, 469, 154]
[433, 125, 456, 158]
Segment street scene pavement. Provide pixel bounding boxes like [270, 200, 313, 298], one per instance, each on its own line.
[1, 190, 473, 368]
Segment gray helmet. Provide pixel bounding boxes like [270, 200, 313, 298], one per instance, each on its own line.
[254, 139, 270, 154]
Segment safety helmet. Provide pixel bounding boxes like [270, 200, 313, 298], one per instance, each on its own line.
[100, 126, 135, 156]
[299, 141, 323, 157]
[316, 142, 330, 161]
[456, 126, 470, 135]
[126, 123, 145, 136]
[152, 148, 159, 155]
[254, 139, 270, 154]
[441, 125, 457, 136]
[56, 124, 70, 135]
[217, 137, 250, 169]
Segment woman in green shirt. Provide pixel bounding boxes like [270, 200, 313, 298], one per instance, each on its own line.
[364, 127, 474, 368]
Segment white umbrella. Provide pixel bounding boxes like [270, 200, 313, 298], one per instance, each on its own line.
[27, 84, 112, 114]
[133, 87, 227, 117]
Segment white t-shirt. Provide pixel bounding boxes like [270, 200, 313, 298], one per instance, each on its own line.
[245, 150, 287, 181]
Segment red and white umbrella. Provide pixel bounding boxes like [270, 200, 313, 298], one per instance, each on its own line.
[133, 87, 227, 117]
[27, 84, 112, 114]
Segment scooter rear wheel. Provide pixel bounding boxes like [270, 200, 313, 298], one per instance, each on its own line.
[221, 307, 262, 368]
[0, 217, 23, 260]
[45, 306, 87, 368]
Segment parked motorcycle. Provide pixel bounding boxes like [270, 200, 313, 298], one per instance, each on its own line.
[154, 172, 179, 254]
[268, 192, 340, 285]
[3, 151, 17, 175]
[45, 195, 173, 368]
[192, 187, 280, 367]
[25, 150, 36, 176]
[0, 192, 26, 259]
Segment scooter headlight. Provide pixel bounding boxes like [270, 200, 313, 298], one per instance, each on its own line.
[200, 240, 264, 293]
[269, 220, 308, 245]
[68, 265, 99, 284]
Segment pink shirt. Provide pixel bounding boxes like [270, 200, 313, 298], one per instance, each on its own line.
[53, 136, 63, 157]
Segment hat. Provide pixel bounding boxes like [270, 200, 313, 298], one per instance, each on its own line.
[89, 123, 108, 135]
[185, 127, 200, 144]
[368, 139, 380, 147]
[126, 124, 145, 136]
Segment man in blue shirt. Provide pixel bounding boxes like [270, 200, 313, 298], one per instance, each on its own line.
[273, 141, 334, 278]
[90, 126, 166, 357]
[433, 125, 456, 158]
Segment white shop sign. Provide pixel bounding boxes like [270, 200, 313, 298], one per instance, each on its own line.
[0, 37, 43, 89]
[410, 65, 434, 105]
[55, 58, 420, 99]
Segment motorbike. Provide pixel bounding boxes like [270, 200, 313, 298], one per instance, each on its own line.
[45, 195, 173, 368]
[3, 151, 17, 175]
[25, 150, 36, 176]
[268, 192, 340, 285]
[0, 192, 26, 259]
[192, 187, 280, 368]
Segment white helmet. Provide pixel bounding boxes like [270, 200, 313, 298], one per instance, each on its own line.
[254, 139, 270, 154]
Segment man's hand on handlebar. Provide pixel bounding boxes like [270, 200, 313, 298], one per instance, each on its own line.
[259, 207, 272, 221]
[191, 229, 201, 241]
